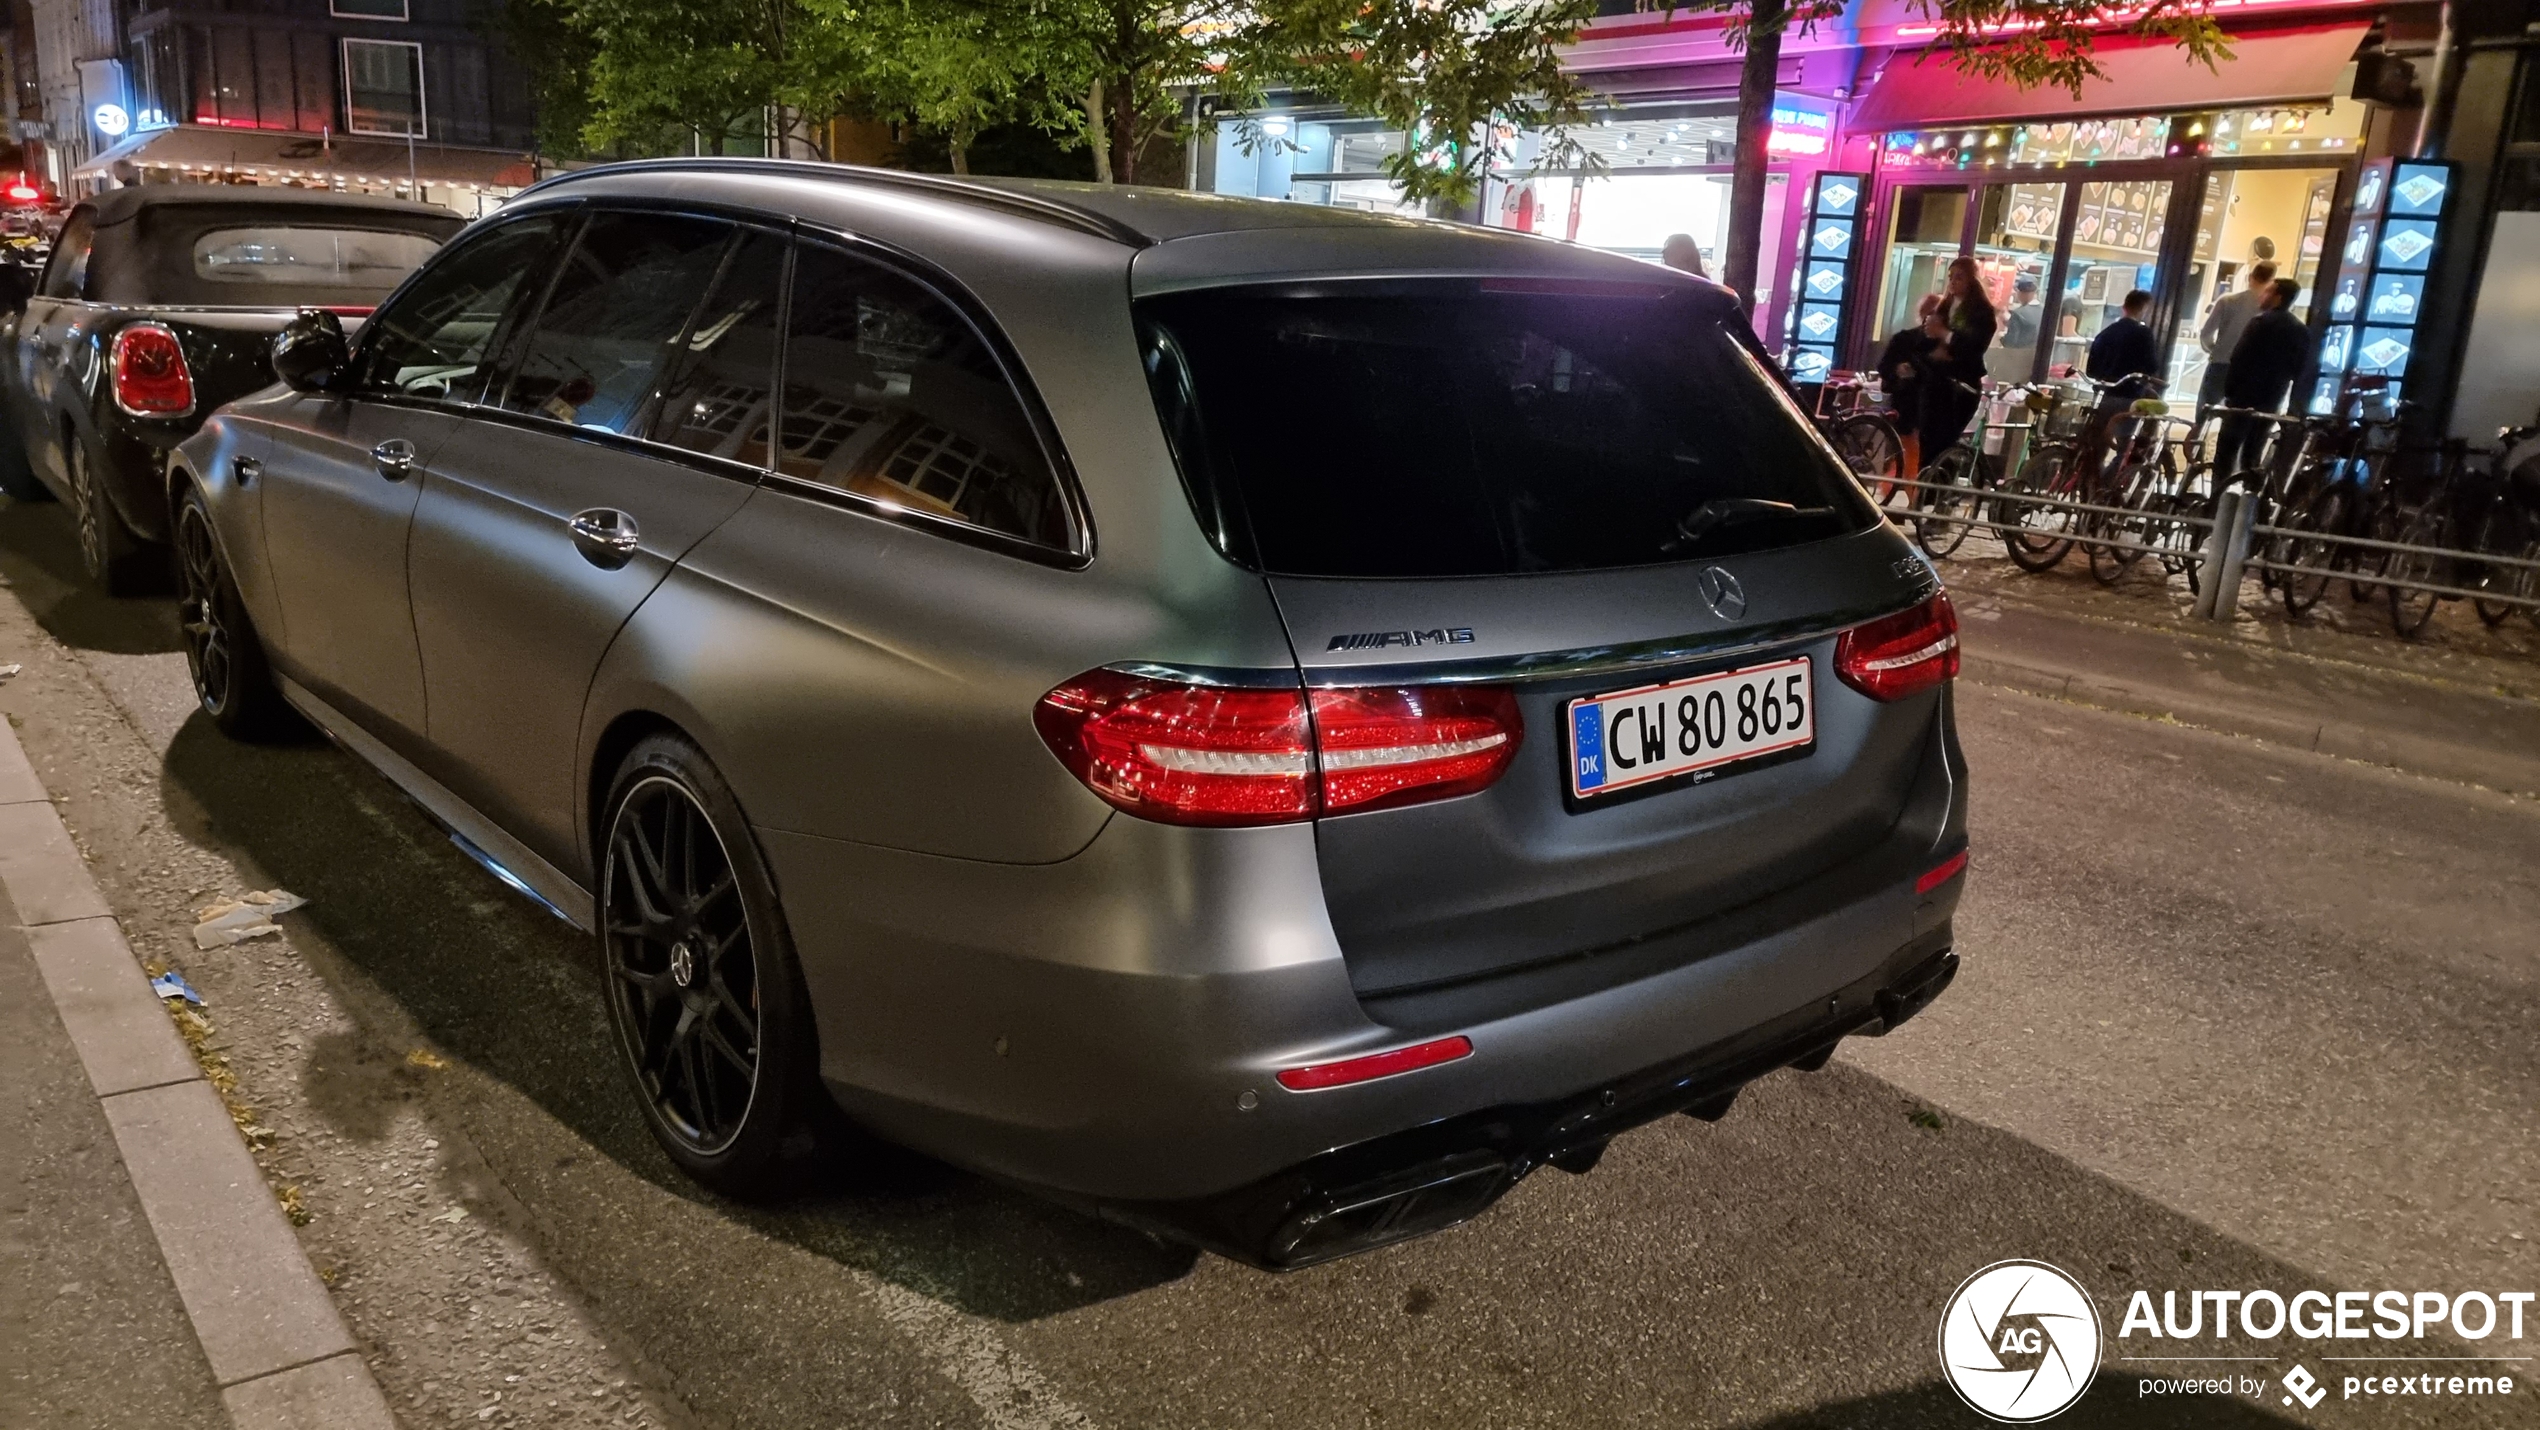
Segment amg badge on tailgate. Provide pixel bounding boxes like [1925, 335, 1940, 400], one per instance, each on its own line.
[1327, 627, 1475, 652]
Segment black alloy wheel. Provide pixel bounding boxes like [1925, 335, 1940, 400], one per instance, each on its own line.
[67, 436, 155, 595]
[173, 485, 293, 739]
[599, 736, 818, 1194]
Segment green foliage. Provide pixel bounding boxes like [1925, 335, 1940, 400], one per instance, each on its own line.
[473, 0, 596, 159]
[1268, 0, 1604, 207]
[570, 0, 861, 156]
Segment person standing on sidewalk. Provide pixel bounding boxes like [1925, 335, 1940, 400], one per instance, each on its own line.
[2197, 259, 2277, 427]
[2083, 289, 2160, 478]
[1660, 233, 1709, 280]
[2217, 277, 2309, 488]
[1910, 257, 1997, 471]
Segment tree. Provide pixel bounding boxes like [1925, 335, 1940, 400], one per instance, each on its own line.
[839, 1, 1086, 174]
[1268, 0, 1603, 210]
[475, 0, 598, 162]
[1695, 0, 2232, 309]
[572, 0, 863, 158]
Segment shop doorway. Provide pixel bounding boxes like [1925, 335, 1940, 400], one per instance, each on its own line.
[2165, 165, 2341, 413]
[1871, 185, 1969, 348]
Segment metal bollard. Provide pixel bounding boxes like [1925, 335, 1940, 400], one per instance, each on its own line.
[2211, 492, 2261, 621]
[2192, 490, 2243, 620]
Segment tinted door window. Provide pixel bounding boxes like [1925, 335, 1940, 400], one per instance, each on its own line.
[644, 227, 784, 466]
[356, 215, 564, 402]
[1137, 283, 1872, 577]
[40, 211, 94, 300]
[777, 242, 1070, 550]
[497, 212, 731, 436]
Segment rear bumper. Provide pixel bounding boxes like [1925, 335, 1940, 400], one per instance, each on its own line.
[1112, 933, 1958, 1269]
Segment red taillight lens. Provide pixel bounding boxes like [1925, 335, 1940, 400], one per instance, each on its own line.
[1834, 591, 1959, 701]
[1034, 670, 1524, 827]
[1917, 847, 1968, 894]
[1276, 1035, 1473, 1091]
[111, 324, 194, 417]
[1309, 685, 1522, 815]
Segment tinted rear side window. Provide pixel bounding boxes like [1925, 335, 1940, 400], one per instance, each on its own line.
[1137, 283, 1874, 578]
[776, 242, 1072, 552]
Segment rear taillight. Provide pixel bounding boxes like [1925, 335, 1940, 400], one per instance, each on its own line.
[1033, 670, 1523, 827]
[1277, 1035, 1473, 1091]
[111, 323, 194, 417]
[1834, 591, 1959, 701]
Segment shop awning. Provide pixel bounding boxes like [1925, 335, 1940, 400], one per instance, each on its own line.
[1849, 21, 2371, 132]
[73, 125, 536, 191]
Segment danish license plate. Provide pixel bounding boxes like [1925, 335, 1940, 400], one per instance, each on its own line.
[1568, 657, 1815, 801]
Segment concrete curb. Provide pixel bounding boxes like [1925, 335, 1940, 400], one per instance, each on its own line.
[1961, 650, 2540, 797]
[0, 719, 397, 1430]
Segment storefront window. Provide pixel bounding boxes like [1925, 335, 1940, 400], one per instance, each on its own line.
[1871, 185, 1967, 350]
[1976, 182, 2062, 382]
[2168, 166, 2338, 408]
[2049, 179, 2171, 382]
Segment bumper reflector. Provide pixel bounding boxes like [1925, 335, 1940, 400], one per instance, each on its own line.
[1276, 1035, 1473, 1092]
[1916, 848, 1969, 894]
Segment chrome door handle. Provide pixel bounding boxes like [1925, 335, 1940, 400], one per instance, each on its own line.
[372, 437, 416, 481]
[232, 456, 261, 486]
[568, 508, 641, 570]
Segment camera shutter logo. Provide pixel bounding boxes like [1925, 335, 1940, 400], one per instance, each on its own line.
[1938, 1260, 2104, 1422]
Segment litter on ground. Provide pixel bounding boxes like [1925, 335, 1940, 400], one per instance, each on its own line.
[149, 969, 204, 1005]
[193, 889, 309, 949]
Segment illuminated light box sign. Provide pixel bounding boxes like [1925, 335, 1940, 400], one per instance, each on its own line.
[1768, 96, 1835, 158]
[1785, 170, 1867, 385]
[2312, 158, 2452, 415]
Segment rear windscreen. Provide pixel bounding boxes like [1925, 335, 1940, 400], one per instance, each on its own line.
[191, 226, 442, 291]
[1137, 282, 1875, 578]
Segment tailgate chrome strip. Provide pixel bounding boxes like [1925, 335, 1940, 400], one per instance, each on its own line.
[1290, 594, 1925, 688]
[276, 675, 597, 930]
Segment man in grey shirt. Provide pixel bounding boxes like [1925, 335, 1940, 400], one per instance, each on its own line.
[2198, 259, 2277, 424]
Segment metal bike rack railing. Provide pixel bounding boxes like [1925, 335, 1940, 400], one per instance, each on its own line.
[1860, 471, 2540, 620]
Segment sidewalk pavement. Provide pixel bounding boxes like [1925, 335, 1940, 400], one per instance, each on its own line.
[1950, 573, 2540, 799]
[0, 721, 397, 1430]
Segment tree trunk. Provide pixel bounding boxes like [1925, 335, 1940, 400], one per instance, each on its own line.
[1087, 79, 1113, 185]
[1112, 76, 1137, 185]
[1722, 0, 1786, 314]
[950, 120, 972, 175]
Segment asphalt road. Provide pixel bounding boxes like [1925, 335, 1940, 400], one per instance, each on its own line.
[0, 487, 2531, 1430]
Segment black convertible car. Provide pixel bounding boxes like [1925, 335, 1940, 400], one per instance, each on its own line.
[1, 185, 459, 591]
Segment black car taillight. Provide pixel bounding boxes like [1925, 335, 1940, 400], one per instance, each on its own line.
[1033, 670, 1523, 827]
[1834, 591, 1959, 701]
[111, 323, 194, 417]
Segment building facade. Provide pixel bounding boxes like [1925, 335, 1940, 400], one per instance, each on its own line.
[18, 0, 540, 212]
[1203, 0, 2533, 440]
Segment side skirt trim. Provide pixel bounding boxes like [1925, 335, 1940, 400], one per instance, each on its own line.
[276, 675, 596, 930]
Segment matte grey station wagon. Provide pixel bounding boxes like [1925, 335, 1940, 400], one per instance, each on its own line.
[172, 160, 1968, 1269]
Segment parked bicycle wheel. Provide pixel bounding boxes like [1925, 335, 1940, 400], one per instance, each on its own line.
[2385, 509, 2447, 638]
[2278, 484, 2349, 616]
[2003, 442, 2080, 573]
[1830, 413, 1910, 515]
[1914, 444, 1980, 558]
[2467, 502, 2534, 626]
[2350, 501, 2402, 603]
[2089, 455, 2167, 584]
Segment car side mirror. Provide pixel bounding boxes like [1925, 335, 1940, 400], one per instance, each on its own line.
[272, 309, 350, 394]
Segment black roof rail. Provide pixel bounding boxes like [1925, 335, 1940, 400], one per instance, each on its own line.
[515, 158, 1153, 248]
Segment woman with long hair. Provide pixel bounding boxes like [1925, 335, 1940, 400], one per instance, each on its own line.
[1913, 257, 1998, 468]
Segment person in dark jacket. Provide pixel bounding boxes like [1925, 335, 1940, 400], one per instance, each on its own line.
[2081, 289, 2161, 476]
[2216, 278, 2310, 486]
[1876, 293, 1943, 469]
[1910, 257, 1998, 466]
[2087, 289, 2160, 398]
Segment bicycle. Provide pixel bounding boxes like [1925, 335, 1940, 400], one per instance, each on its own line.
[1811, 372, 1910, 516]
[1912, 380, 2053, 560]
[2466, 425, 2540, 628]
[1997, 373, 2165, 575]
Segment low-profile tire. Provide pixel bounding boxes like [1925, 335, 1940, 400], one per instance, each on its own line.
[68, 433, 161, 595]
[173, 484, 300, 741]
[598, 734, 822, 1198]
